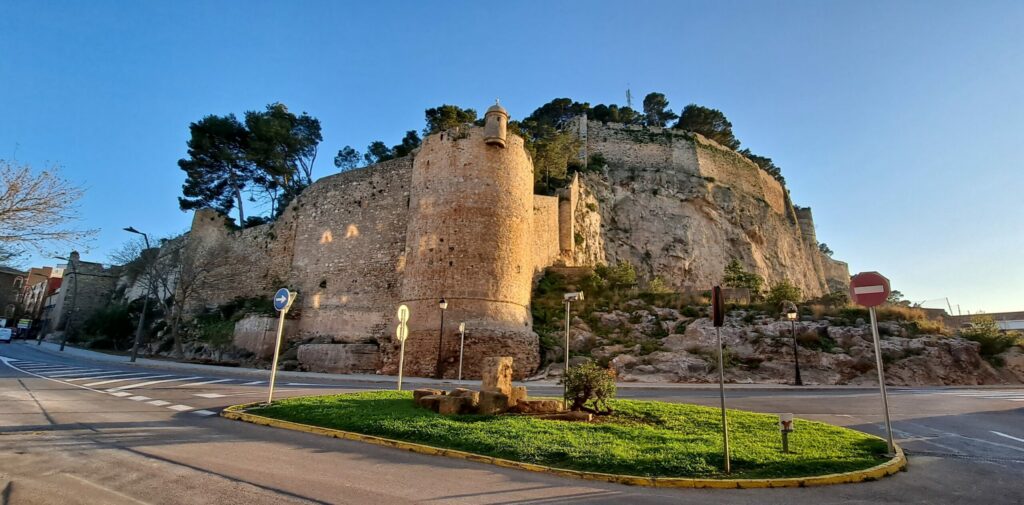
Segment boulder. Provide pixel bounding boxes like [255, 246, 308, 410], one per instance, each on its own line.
[477, 391, 511, 415]
[438, 395, 475, 415]
[509, 386, 528, 405]
[413, 388, 443, 402]
[416, 394, 444, 411]
[511, 399, 562, 414]
[481, 357, 513, 396]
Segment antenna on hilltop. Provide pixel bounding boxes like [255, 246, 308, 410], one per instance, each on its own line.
[626, 86, 633, 109]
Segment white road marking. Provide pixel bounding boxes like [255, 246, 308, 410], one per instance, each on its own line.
[167, 404, 193, 412]
[991, 431, 1024, 444]
[241, 381, 266, 386]
[109, 391, 133, 397]
[192, 410, 217, 416]
[86, 374, 172, 387]
[853, 285, 885, 294]
[111, 376, 203, 391]
[66, 372, 148, 382]
[128, 395, 151, 401]
[176, 378, 232, 387]
[193, 393, 227, 398]
[147, 400, 171, 406]
[47, 370, 112, 378]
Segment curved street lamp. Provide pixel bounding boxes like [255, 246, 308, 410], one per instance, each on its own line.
[125, 226, 155, 363]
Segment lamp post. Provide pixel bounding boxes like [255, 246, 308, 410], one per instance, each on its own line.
[125, 226, 155, 363]
[53, 255, 77, 351]
[435, 297, 448, 379]
[783, 301, 803, 386]
[563, 292, 584, 409]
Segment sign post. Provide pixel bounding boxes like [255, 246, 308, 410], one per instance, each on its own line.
[396, 305, 409, 391]
[267, 288, 295, 405]
[850, 271, 895, 455]
[711, 286, 730, 474]
[457, 322, 466, 381]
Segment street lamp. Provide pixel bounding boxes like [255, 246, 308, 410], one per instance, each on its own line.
[783, 301, 803, 386]
[563, 292, 584, 408]
[52, 255, 77, 351]
[125, 226, 156, 363]
[435, 297, 448, 379]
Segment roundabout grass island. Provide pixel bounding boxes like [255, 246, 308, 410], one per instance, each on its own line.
[223, 391, 905, 487]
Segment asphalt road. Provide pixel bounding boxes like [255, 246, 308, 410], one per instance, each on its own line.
[1, 341, 1022, 505]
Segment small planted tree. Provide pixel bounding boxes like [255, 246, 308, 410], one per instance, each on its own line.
[564, 361, 617, 415]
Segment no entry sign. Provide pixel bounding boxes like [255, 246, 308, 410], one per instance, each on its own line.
[850, 272, 890, 308]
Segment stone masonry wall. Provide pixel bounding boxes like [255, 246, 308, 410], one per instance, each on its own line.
[579, 120, 834, 297]
[532, 195, 561, 273]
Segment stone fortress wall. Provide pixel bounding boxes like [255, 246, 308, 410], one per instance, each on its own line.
[572, 119, 848, 298]
[176, 107, 847, 378]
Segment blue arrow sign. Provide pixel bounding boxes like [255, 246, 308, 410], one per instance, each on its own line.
[273, 288, 291, 311]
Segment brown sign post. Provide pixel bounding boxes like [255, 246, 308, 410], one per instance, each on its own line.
[850, 271, 896, 455]
[711, 286, 730, 473]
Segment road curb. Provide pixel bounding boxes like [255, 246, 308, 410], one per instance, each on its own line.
[220, 401, 907, 489]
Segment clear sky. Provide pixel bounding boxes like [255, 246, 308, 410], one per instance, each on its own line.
[2, 1, 1021, 313]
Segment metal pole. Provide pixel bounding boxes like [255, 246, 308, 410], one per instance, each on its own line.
[869, 307, 896, 455]
[130, 232, 153, 362]
[791, 319, 803, 386]
[435, 307, 446, 379]
[457, 327, 465, 381]
[266, 306, 287, 405]
[716, 326, 731, 473]
[564, 299, 571, 409]
[397, 338, 405, 391]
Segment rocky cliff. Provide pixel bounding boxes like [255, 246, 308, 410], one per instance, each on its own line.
[567, 119, 847, 298]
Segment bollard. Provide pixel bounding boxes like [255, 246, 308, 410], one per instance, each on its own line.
[779, 413, 795, 453]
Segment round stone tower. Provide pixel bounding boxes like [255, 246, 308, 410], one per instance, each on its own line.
[397, 118, 539, 379]
[483, 101, 508, 147]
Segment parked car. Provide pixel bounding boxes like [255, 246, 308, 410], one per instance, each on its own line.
[0, 328, 12, 343]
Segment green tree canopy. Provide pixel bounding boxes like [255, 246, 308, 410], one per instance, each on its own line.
[817, 242, 833, 257]
[244, 103, 323, 207]
[739, 149, 784, 184]
[642, 92, 678, 127]
[333, 146, 361, 172]
[588, 103, 641, 125]
[423, 105, 478, 135]
[523, 98, 590, 130]
[765, 280, 803, 306]
[722, 259, 764, 295]
[363, 141, 394, 165]
[178, 113, 255, 224]
[392, 130, 422, 158]
[674, 104, 740, 150]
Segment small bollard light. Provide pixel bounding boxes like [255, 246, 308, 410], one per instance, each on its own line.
[779, 413, 795, 453]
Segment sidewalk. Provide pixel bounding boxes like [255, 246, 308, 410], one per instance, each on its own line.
[14, 340, 1018, 391]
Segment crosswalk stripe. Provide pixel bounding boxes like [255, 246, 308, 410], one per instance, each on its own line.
[86, 374, 172, 387]
[110, 376, 203, 391]
[167, 404, 193, 412]
[241, 381, 265, 386]
[66, 372, 147, 382]
[147, 400, 171, 406]
[128, 396, 151, 401]
[109, 391, 133, 397]
[192, 410, 217, 416]
[46, 370, 106, 377]
[193, 393, 227, 399]
[176, 378, 233, 387]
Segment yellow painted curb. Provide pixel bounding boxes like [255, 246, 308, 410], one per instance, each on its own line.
[220, 402, 906, 489]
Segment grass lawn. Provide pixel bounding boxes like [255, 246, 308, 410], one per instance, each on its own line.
[250, 391, 888, 479]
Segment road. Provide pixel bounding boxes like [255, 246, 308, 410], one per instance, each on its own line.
[1, 341, 1022, 505]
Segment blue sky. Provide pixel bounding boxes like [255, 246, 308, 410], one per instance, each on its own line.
[1, 1, 1021, 313]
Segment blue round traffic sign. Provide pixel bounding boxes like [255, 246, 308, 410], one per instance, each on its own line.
[273, 288, 291, 311]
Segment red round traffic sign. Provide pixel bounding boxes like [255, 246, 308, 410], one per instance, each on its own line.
[849, 271, 891, 308]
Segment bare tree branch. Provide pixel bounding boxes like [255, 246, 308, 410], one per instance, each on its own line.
[0, 160, 97, 255]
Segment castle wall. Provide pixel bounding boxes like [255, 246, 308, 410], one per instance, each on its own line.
[397, 127, 539, 379]
[532, 195, 561, 272]
[287, 158, 412, 349]
[580, 120, 831, 297]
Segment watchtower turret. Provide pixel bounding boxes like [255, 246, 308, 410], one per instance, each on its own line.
[483, 101, 508, 148]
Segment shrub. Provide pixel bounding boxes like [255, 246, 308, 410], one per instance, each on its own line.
[594, 261, 637, 291]
[960, 316, 1020, 360]
[722, 259, 763, 297]
[563, 361, 617, 414]
[645, 276, 672, 295]
[80, 303, 134, 350]
[765, 280, 802, 306]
